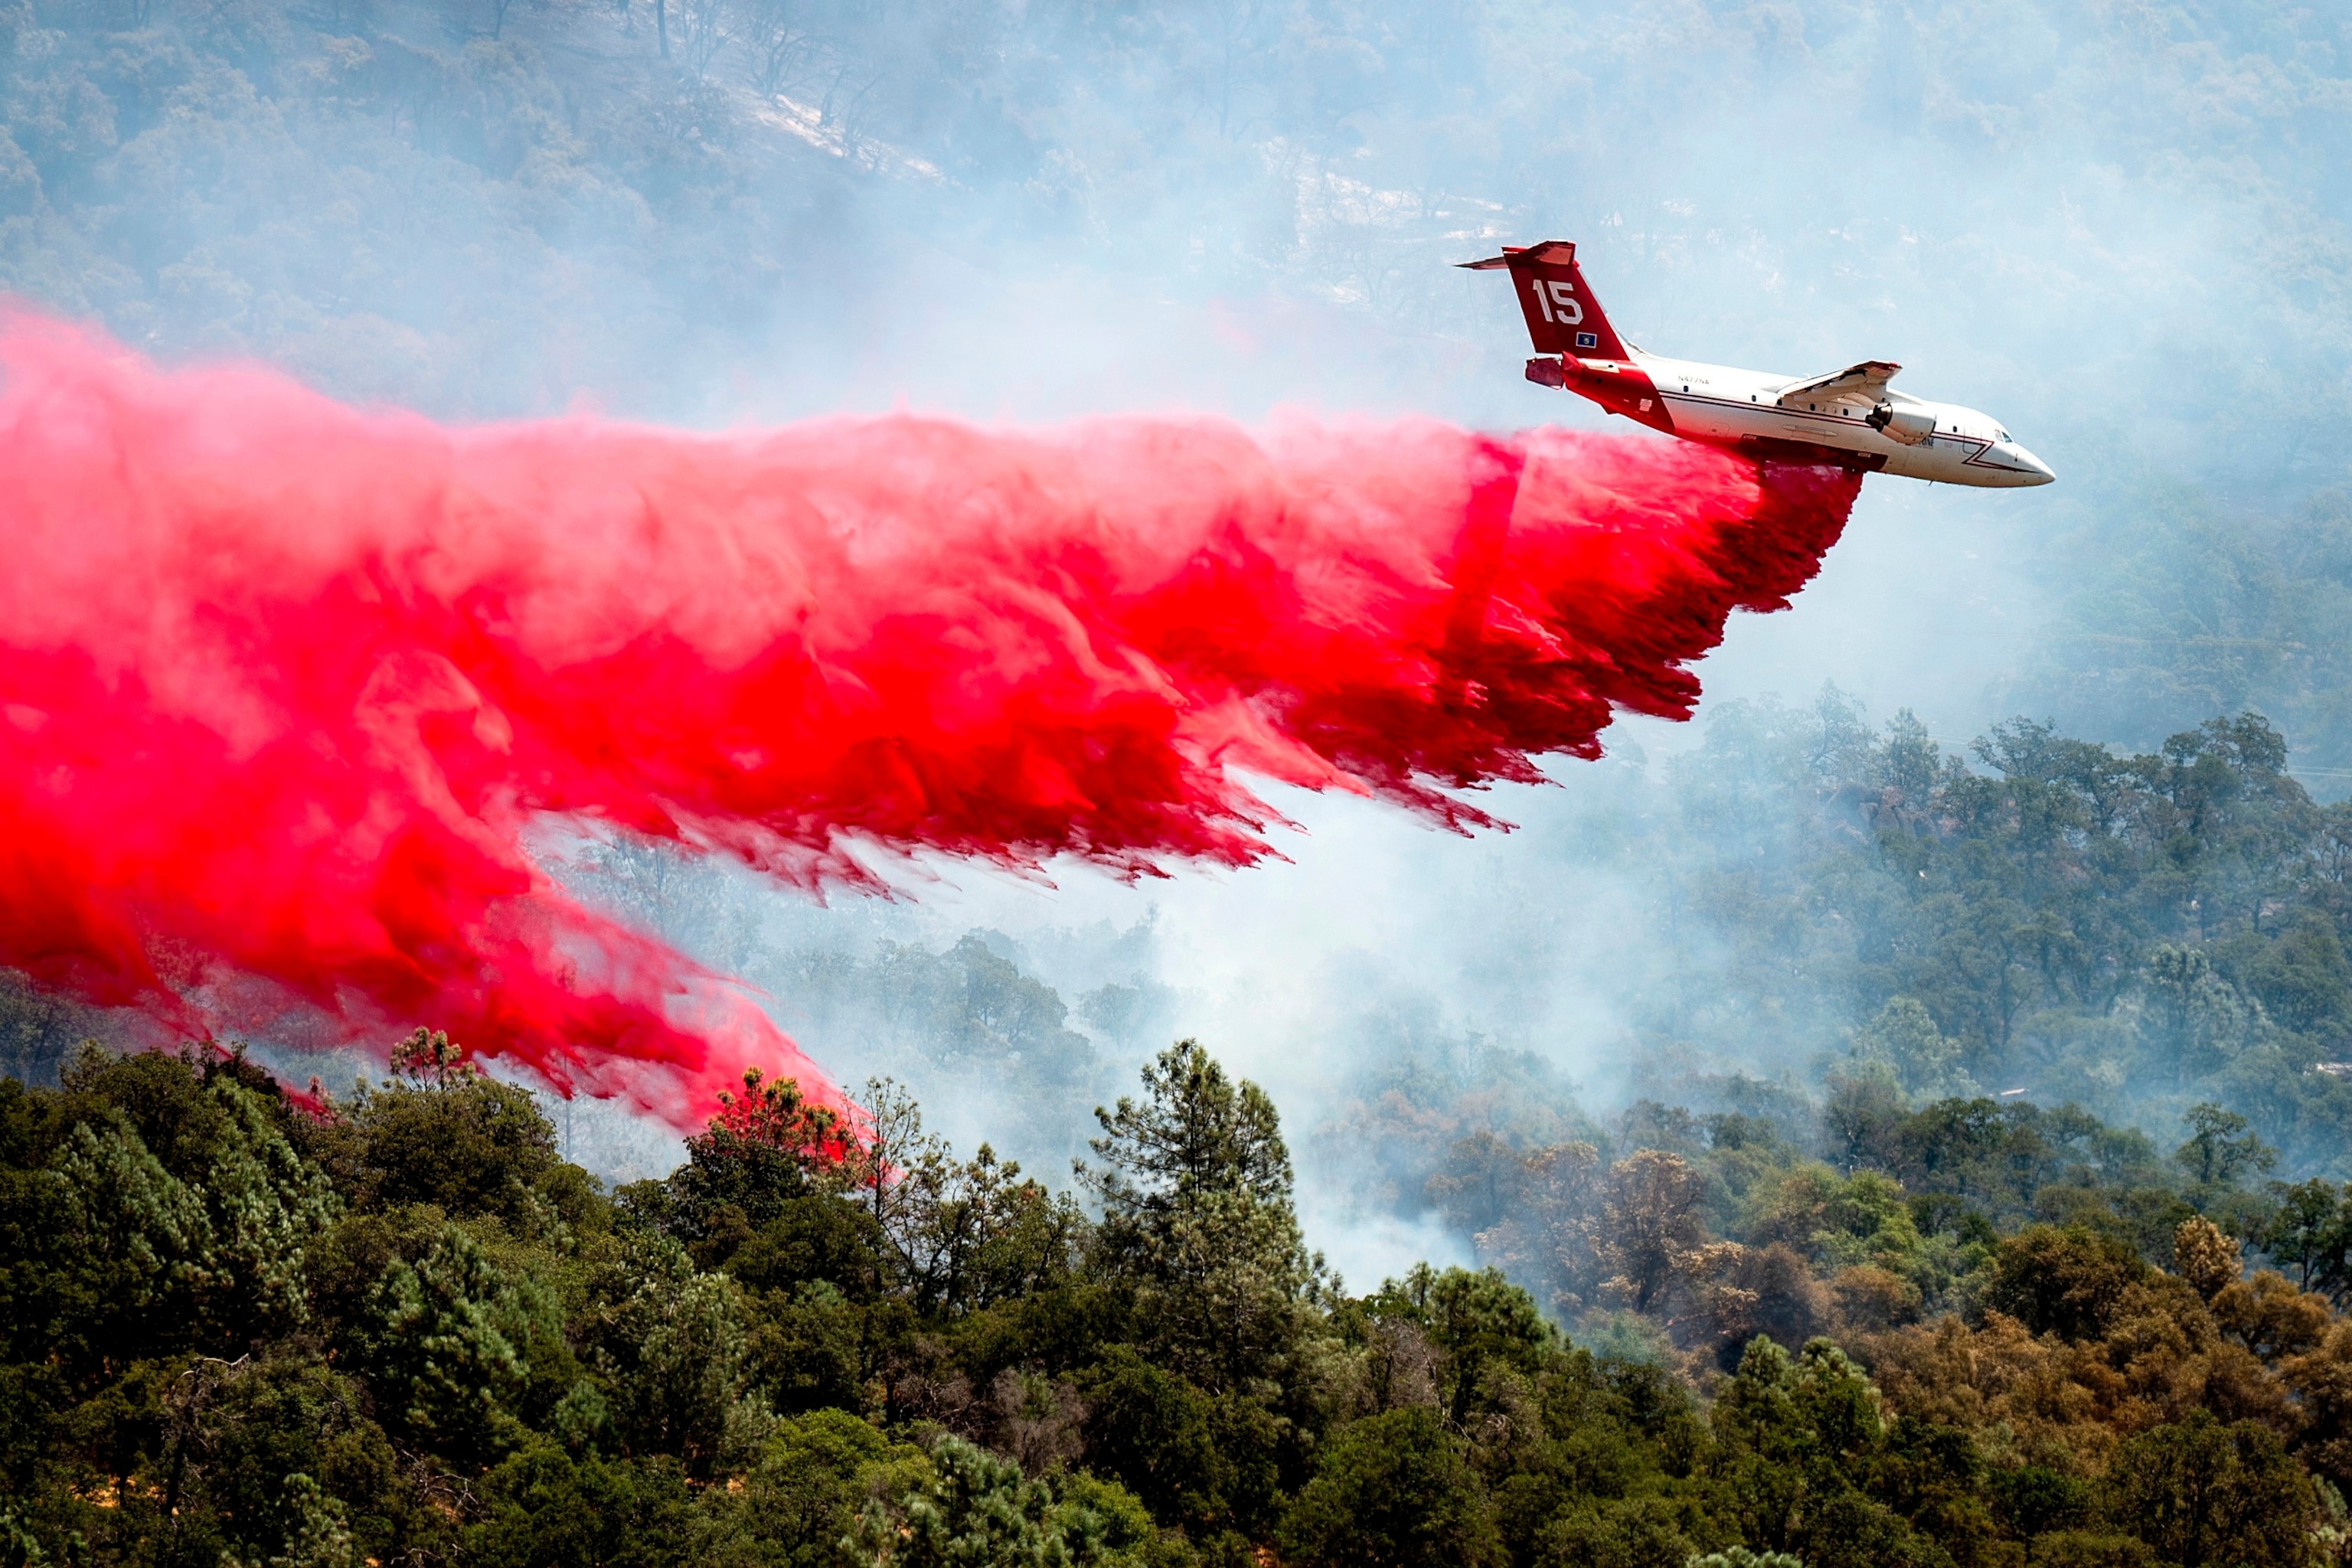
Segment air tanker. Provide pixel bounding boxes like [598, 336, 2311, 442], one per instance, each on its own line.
[1463, 241, 2053, 488]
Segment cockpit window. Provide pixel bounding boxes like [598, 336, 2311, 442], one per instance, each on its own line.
[1996, 428, 2011, 441]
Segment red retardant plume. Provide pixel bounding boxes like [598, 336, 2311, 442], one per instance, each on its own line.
[0, 312, 1861, 1125]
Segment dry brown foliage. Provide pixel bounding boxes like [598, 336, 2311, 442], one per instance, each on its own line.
[1860, 1266, 2352, 1489]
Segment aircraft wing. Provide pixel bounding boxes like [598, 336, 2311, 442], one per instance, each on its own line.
[1774, 359, 1901, 407]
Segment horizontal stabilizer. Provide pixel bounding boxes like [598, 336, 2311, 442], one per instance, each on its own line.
[1455, 241, 1578, 270]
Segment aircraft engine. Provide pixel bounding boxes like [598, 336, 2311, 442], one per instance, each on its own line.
[1867, 403, 1936, 445]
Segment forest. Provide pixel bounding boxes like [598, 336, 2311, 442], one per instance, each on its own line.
[17, 555, 2352, 1567]
[15, 1020, 2352, 1568]
[19, 687, 2352, 1566]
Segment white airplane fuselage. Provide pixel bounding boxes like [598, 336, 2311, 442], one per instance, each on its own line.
[1615, 350, 2055, 488]
[1465, 240, 2055, 489]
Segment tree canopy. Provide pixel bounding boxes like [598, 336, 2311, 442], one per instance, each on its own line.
[7, 1032, 2352, 1568]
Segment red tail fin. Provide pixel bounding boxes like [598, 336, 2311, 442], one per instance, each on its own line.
[1459, 240, 1631, 361]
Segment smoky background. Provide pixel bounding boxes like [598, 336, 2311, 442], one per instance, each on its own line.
[5, 0, 2350, 1288]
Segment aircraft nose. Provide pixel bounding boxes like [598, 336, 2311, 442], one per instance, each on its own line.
[2002, 443, 2056, 485]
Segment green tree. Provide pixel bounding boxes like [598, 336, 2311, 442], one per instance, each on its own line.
[1277, 1406, 1501, 1568]
[2141, 947, 2256, 1082]
[743, 1279, 864, 1414]
[222, 1472, 355, 1568]
[1534, 1500, 1695, 1568]
[1080, 1040, 1293, 1223]
[465, 1442, 698, 1568]
[304, 1031, 590, 1231]
[355, 1223, 556, 1464]
[850, 1436, 1150, 1568]
[727, 1191, 886, 1300]
[1078, 1040, 1316, 1391]
[35, 1049, 339, 1377]
[1369, 1265, 1551, 1425]
[2174, 1102, 2278, 1191]
[192, 1354, 400, 1568]
[1853, 997, 1977, 1102]
[2237, 915, 2352, 1037]
[736, 1410, 932, 1568]
[860, 1080, 1086, 1318]
[580, 1231, 766, 1474]
[665, 1067, 864, 1243]
[1077, 1345, 1230, 1530]
[2262, 1178, 2352, 1297]
[1706, 1337, 1943, 1566]
[1822, 1064, 1909, 1175]
[2099, 1413, 2317, 1568]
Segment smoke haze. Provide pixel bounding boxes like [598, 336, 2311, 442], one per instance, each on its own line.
[4, 0, 2349, 1282]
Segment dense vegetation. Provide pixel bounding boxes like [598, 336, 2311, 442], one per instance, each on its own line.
[1482, 704, 2352, 1142]
[1686, 704, 2352, 1163]
[13, 1021, 2352, 1567]
[1302, 700, 2352, 1313]
[15, 678, 2352, 1563]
